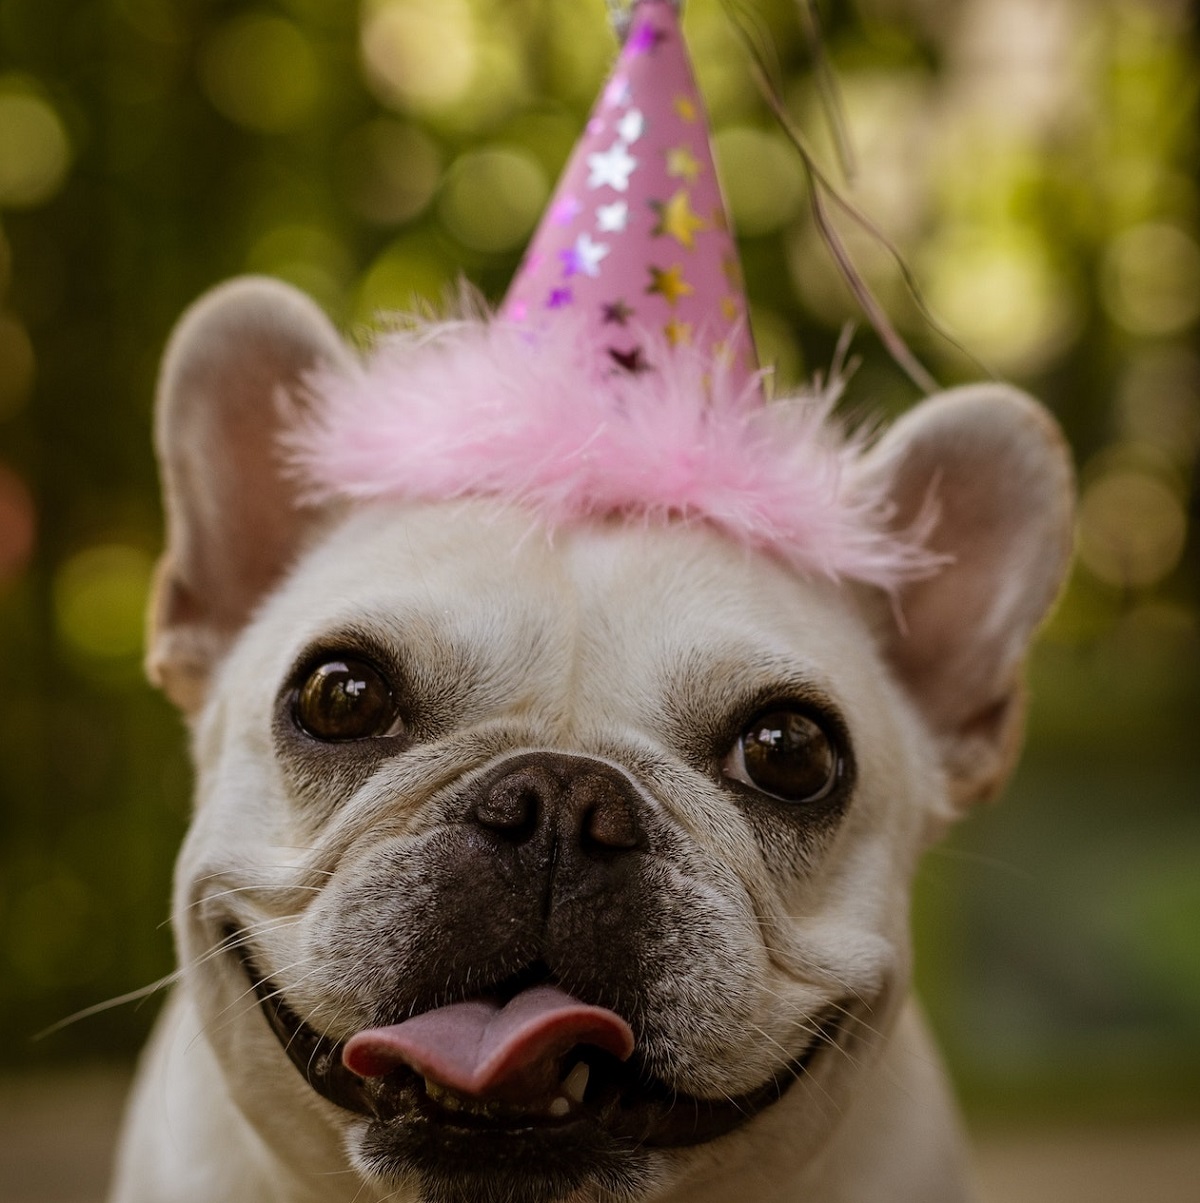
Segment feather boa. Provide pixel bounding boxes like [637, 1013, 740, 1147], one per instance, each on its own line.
[285, 316, 940, 591]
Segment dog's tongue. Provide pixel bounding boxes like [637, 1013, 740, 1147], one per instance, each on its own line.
[342, 985, 634, 1101]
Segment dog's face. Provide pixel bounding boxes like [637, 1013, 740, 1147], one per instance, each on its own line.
[146, 280, 1073, 1203]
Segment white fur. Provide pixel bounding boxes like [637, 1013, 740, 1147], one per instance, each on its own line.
[111, 279, 1074, 1203]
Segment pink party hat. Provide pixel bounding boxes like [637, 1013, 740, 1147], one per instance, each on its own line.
[500, 0, 757, 387]
[286, 0, 944, 592]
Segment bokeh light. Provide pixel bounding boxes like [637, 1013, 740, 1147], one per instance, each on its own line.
[1101, 222, 1200, 338]
[354, 234, 455, 323]
[1114, 348, 1200, 462]
[828, 73, 933, 238]
[456, 28, 532, 129]
[535, 0, 612, 108]
[437, 146, 547, 254]
[53, 544, 155, 662]
[785, 221, 890, 326]
[687, 1, 760, 120]
[0, 310, 34, 419]
[6, 870, 102, 989]
[946, 0, 1082, 135]
[115, 0, 185, 46]
[245, 223, 354, 313]
[338, 119, 443, 226]
[0, 462, 35, 588]
[919, 223, 1080, 373]
[714, 127, 804, 237]
[199, 14, 322, 134]
[361, 0, 477, 114]
[1077, 458, 1188, 590]
[0, 81, 71, 209]
[0, 221, 10, 293]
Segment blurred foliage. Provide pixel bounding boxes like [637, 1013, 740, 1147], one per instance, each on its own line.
[0, 0, 1197, 1114]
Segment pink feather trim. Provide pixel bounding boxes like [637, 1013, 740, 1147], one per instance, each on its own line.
[285, 316, 940, 591]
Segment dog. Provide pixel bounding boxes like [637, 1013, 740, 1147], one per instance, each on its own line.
[105, 271, 1074, 1203]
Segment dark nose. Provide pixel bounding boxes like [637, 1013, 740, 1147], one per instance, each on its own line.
[470, 753, 645, 855]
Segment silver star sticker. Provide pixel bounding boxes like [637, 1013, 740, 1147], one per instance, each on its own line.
[573, 233, 610, 277]
[586, 140, 638, 192]
[596, 200, 629, 232]
[617, 108, 645, 144]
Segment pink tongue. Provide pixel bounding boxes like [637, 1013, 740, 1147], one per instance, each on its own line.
[342, 985, 634, 1101]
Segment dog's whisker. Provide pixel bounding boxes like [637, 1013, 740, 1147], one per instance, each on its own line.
[750, 934, 869, 985]
[35, 970, 183, 1040]
[191, 953, 315, 1045]
[190, 979, 320, 1057]
[754, 940, 876, 1000]
[184, 917, 303, 974]
[180, 883, 325, 913]
[757, 972, 876, 1025]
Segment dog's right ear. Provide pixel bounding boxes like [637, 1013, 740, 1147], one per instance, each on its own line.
[146, 277, 354, 713]
[852, 384, 1075, 816]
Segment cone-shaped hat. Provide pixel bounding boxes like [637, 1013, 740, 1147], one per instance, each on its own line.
[286, 0, 942, 594]
[500, 0, 757, 387]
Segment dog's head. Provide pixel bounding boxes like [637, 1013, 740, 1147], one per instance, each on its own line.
[146, 278, 1073, 1202]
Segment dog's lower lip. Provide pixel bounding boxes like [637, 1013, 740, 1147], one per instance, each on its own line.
[231, 936, 853, 1147]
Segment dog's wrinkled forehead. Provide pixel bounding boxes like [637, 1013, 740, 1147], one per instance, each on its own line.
[233, 499, 872, 731]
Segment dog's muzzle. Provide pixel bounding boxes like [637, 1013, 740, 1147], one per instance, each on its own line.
[227, 753, 858, 1190]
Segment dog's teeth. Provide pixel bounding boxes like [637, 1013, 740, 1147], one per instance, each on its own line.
[548, 1096, 571, 1118]
[562, 1062, 590, 1104]
[424, 1079, 464, 1112]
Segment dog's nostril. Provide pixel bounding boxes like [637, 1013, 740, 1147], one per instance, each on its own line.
[575, 781, 641, 851]
[473, 771, 543, 835]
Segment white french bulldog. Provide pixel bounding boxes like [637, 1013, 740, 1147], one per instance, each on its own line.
[109, 276, 1073, 1203]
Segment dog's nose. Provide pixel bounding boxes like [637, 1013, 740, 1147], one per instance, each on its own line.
[471, 753, 644, 853]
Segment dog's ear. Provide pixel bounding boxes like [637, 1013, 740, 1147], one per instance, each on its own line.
[146, 277, 353, 713]
[857, 384, 1074, 812]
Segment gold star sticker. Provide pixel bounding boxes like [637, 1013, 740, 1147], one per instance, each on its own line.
[674, 95, 697, 123]
[650, 190, 708, 249]
[721, 294, 740, 320]
[666, 146, 701, 183]
[646, 264, 693, 307]
[664, 318, 693, 346]
[722, 254, 743, 287]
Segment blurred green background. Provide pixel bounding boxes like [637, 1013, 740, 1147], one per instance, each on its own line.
[0, 0, 1196, 1122]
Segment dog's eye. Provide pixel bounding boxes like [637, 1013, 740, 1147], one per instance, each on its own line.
[727, 709, 839, 803]
[294, 659, 399, 741]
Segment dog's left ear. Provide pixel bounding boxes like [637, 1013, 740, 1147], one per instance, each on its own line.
[146, 277, 354, 713]
[855, 384, 1075, 814]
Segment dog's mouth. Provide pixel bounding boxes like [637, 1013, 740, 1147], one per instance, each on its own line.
[234, 940, 855, 1151]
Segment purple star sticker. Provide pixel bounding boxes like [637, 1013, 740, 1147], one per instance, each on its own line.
[604, 75, 631, 108]
[627, 21, 668, 56]
[560, 234, 610, 279]
[550, 194, 582, 226]
[546, 287, 573, 309]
